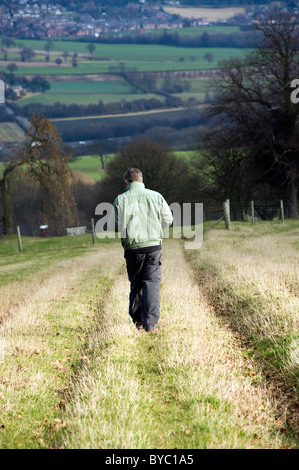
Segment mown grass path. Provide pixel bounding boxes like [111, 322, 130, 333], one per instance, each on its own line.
[59, 239, 295, 449]
[0, 233, 297, 449]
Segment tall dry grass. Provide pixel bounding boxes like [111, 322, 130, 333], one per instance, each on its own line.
[186, 223, 299, 435]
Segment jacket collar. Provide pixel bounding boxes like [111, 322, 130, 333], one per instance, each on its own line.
[126, 181, 145, 191]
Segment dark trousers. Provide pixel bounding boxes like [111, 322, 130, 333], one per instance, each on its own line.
[125, 249, 161, 331]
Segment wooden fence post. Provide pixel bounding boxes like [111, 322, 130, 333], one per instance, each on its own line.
[251, 200, 255, 224]
[223, 199, 230, 230]
[280, 200, 285, 223]
[17, 226, 22, 252]
[91, 218, 96, 244]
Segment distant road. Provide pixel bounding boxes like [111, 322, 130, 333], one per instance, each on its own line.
[163, 6, 245, 21]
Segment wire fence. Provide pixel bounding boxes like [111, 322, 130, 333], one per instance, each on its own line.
[204, 201, 297, 223]
[0, 219, 94, 238]
[0, 200, 297, 239]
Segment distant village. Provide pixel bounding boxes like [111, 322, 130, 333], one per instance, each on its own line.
[1, 1, 201, 39]
[0, 1, 298, 39]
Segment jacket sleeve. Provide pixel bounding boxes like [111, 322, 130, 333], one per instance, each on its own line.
[161, 197, 173, 230]
[107, 197, 119, 232]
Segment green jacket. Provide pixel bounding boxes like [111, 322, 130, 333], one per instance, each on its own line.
[111, 182, 173, 251]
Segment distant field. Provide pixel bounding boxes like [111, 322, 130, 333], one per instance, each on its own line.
[69, 154, 110, 181]
[0, 40, 249, 75]
[156, 77, 211, 102]
[18, 77, 209, 107]
[70, 151, 193, 181]
[9, 39, 246, 59]
[48, 80, 131, 94]
[19, 92, 164, 107]
[18, 79, 140, 107]
[163, 6, 245, 21]
[0, 155, 107, 181]
[0, 122, 25, 142]
[147, 25, 241, 36]
[1, 44, 245, 108]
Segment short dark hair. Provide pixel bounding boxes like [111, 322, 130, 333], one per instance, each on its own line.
[124, 168, 143, 183]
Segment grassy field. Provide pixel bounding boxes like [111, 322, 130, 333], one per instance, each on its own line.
[18, 78, 210, 107]
[0, 155, 104, 181]
[69, 151, 193, 181]
[0, 41, 249, 76]
[148, 25, 242, 36]
[6, 39, 246, 61]
[163, 6, 245, 21]
[69, 155, 110, 181]
[0, 38, 247, 111]
[18, 79, 133, 106]
[0, 221, 298, 449]
[0, 122, 25, 143]
[19, 91, 163, 107]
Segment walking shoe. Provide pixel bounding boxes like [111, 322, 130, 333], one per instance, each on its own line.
[145, 326, 159, 332]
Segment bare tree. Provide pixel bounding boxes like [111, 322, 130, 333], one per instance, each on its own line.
[0, 116, 78, 234]
[194, 10, 299, 216]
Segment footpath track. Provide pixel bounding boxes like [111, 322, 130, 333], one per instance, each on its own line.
[0, 237, 295, 448]
[60, 239, 293, 449]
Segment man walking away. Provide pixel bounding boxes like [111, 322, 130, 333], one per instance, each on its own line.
[110, 168, 173, 332]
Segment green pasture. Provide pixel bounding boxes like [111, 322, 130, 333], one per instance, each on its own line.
[156, 77, 211, 101]
[17, 75, 212, 107]
[0, 122, 25, 143]
[0, 39, 250, 75]
[47, 80, 131, 94]
[148, 25, 241, 36]
[19, 90, 165, 107]
[69, 154, 112, 181]
[9, 39, 246, 61]
[18, 79, 141, 107]
[69, 151, 193, 181]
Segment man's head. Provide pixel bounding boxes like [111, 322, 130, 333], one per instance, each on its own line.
[124, 168, 143, 185]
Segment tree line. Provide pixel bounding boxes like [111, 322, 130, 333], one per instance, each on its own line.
[10, 96, 169, 119]
[54, 110, 202, 143]
[78, 29, 261, 50]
